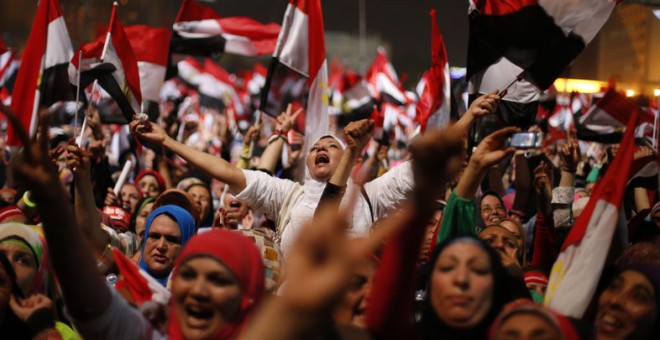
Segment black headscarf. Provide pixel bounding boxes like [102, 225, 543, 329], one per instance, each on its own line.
[418, 235, 517, 340]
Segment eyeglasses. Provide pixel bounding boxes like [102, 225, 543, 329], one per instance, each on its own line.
[482, 205, 506, 214]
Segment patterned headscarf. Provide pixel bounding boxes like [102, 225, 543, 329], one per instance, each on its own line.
[0, 223, 48, 295]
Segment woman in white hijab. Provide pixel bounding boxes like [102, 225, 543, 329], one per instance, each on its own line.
[130, 113, 413, 256]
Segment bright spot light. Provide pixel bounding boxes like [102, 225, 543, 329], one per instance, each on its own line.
[626, 89, 635, 97]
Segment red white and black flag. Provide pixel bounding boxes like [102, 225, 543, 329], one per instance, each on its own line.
[260, 0, 329, 148]
[124, 25, 171, 118]
[0, 38, 19, 93]
[467, 0, 618, 138]
[8, 0, 74, 146]
[97, 3, 142, 121]
[577, 88, 656, 143]
[416, 9, 450, 133]
[172, 0, 280, 57]
[366, 48, 410, 106]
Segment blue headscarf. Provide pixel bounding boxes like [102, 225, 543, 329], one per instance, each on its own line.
[138, 205, 196, 286]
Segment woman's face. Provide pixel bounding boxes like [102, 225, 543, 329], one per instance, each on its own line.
[138, 175, 161, 198]
[0, 243, 37, 296]
[481, 195, 506, 226]
[305, 137, 344, 181]
[135, 202, 155, 243]
[120, 184, 141, 214]
[188, 186, 212, 222]
[144, 214, 182, 277]
[431, 242, 494, 329]
[172, 257, 242, 340]
[479, 226, 520, 267]
[595, 270, 657, 340]
[495, 312, 560, 340]
[499, 220, 524, 253]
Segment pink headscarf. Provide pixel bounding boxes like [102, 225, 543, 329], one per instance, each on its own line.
[168, 229, 265, 339]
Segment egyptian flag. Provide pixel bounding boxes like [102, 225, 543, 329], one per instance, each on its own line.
[172, 0, 280, 57]
[177, 57, 204, 87]
[366, 48, 409, 106]
[68, 40, 119, 104]
[123, 26, 170, 119]
[0, 41, 19, 92]
[112, 248, 170, 306]
[545, 106, 638, 318]
[628, 153, 659, 191]
[260, 0, 329, 148]
[577, 89, 655, 142]
[334, 71, 376, 127]
[8, 0, 74, 146]
[467, 0, 618, 138]
[97, 3, 142, 121]
[416, 9, 450, 132]
[198, 58, 241, 112]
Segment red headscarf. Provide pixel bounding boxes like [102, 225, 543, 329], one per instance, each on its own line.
[488, 300, 579, 340]
[168, 229, 265, 339]
[135, 169, 166, 194]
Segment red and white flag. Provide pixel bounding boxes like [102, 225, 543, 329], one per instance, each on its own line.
[112, 249, 170, 305]
[416, 9, 450, 132]
[99, 3, 142, 117]
[0, 40, 19, 91]
[123, 26, 170, 105]
[545, 106, 638, 318]
[172, 0, 280, 57]
[198, 58, 243, 114]
[579, 88, 655, 139]
[8, 0, 74, 146]
[467, 0, 619, 136]
[261, 0, 329, 148]
[366, 48, 409, 106]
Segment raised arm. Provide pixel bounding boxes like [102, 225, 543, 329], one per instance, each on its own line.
[10, 112, 112, 322]
[130, 118, 246, 194]
[66, 142, 107, 252]
[329, 119, 373, 187]
[256, 105, 301, 174]
[437, 126, 519, 244]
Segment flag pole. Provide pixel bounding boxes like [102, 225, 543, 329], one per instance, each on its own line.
[73, 50, 82, 134]
[248, 109, 263, 157]
[498, 75, 521, 97]
[358, 0, 366, 74]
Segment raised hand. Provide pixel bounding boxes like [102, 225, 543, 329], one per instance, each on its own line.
[558, 130, 580, 173]
[534, 161, 553, 197]
[410, 124, 466, 200]
[104, 187, 121, 207]
[65, 140, 92, 177]
[276, 104, 303, 133]
[129, 117, 169, 145]
[10, 112, 61, 199]
[343, 119, 374, 152]
[470, 126, 519, 170]
[243, 123, 262, 145]
[281, 194, 405, 312]
[9, 294, 54, 323]
[467, 90, 501, 118]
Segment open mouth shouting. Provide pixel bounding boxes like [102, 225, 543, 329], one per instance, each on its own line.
[315, 153, 330, 166]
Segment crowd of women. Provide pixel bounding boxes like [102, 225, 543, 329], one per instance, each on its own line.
[0, 82, 657, 340]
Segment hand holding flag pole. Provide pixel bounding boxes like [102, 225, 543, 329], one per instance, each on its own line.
[498, 75, 521, 98]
